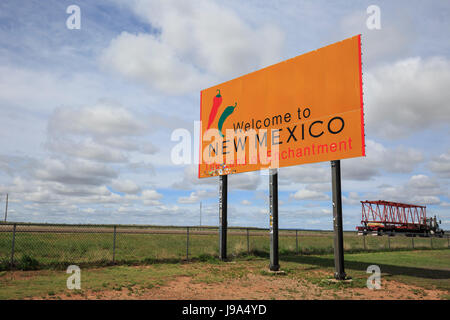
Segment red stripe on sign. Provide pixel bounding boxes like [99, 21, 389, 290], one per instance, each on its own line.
[198, 91, 203, 178]
[358, 34, 366, 157]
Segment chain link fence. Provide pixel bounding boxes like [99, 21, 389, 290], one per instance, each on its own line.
[0, 222, 449, 270]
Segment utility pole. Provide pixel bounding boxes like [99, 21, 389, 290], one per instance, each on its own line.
[4, 194, 8, 222]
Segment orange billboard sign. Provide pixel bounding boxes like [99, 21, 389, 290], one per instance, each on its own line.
[199, 35, 365, 178]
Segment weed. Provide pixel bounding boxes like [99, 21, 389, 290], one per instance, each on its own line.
[410, 288, 427, 296]
[196, 254, 219, 263]
[17, 255, 40, 271]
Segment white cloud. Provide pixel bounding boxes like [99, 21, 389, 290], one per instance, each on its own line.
[34, 158, 117, 186]
[279, 140, 424, 183]
[241, 200, 252, 205]
[308, 183, 332, 192]
[82, 208, 95, 214]
[410, 196, 441, 205]
[100, 32, 211, 94]
[0, 65, 105, 114]
[280, 163, 330, 185]
[173, 165, 261, 191]
[47, 138, 128, 163]
[429, 150, 450, 178]
[343, 191, 360, 206]
[290, 189, 330, 201]
[48, 103, 145, 138]
[101, 0, 284, 94]
[341, 139, 423, 180]
[177, 190, 216, 204]
[365, 57, 450, 138]
[44, 102, 161, 165]
[141, 189, 163, 206]
[408, 174, 439, 189]
[339, 9, 414, 64]
[372, 174, 445, 205]
[172, 165, 217, 189]
[111, 179, 141, 195]
[141, 189, 163, 200]
[228, 171, 261, 190]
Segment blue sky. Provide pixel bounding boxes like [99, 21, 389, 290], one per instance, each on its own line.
[0, 0, 449, 230]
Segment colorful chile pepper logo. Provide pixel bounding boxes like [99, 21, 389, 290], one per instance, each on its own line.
[207, 90, 222, 130]
[218, 102, 237, 137]
[206, 89, 238, 137]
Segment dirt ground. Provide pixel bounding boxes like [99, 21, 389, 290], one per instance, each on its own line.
[37, 271, 445, 300]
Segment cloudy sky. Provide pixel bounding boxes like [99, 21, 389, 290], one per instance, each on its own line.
[0, 0, 449, 230]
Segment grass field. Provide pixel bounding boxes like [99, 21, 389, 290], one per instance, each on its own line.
[1, 224, 449, 300]
[1, 225, 448, 270]
[0, 249, 449, 300]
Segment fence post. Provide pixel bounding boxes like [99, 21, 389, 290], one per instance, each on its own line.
[411, 236, 414, 249]
[186, 227, 189, 261]
[388, 235, 390, 250]
[10, 223, 16, 268]
[112, 225, 117, 264]
[448, 235, 449, 248]
[296, 230, 299, 254]
[246, 228, 250, 254]
[430, 236, 433, 249]
[363, 235, 366, 250]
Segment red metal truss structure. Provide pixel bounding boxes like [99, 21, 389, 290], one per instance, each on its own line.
[360, 200, 427, 229]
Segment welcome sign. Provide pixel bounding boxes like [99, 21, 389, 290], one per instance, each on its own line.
[199, 35, 365, 178]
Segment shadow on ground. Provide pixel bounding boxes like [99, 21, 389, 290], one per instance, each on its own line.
[281, 254, 450, 280]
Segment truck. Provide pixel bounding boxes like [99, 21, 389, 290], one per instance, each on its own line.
[356, 200, 444, 237]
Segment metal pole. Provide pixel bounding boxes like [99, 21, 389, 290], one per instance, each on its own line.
[331, 160, 346, 280]
[219, 175, 228, 261]
[4, 193, 8, 222]
[112, 225, 117, 264]
[10, 223, 16, 268]
[296, 230, 299, 254]
[247, 228, 250, 254]
[269, 168, 280, 271]
[186, 226, 190, 261]
[199, 201, 202, 227]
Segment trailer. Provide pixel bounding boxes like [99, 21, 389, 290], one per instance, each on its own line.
[357, 200, 444, 237]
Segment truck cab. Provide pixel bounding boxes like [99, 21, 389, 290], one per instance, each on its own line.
[427, 216, 444, 237]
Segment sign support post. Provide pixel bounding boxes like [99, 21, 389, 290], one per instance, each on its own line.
[219, 175, 228, 261]
[331, 160, 347, 280]
[4, 194, 8, 222]
[269, 168, 280, 271]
